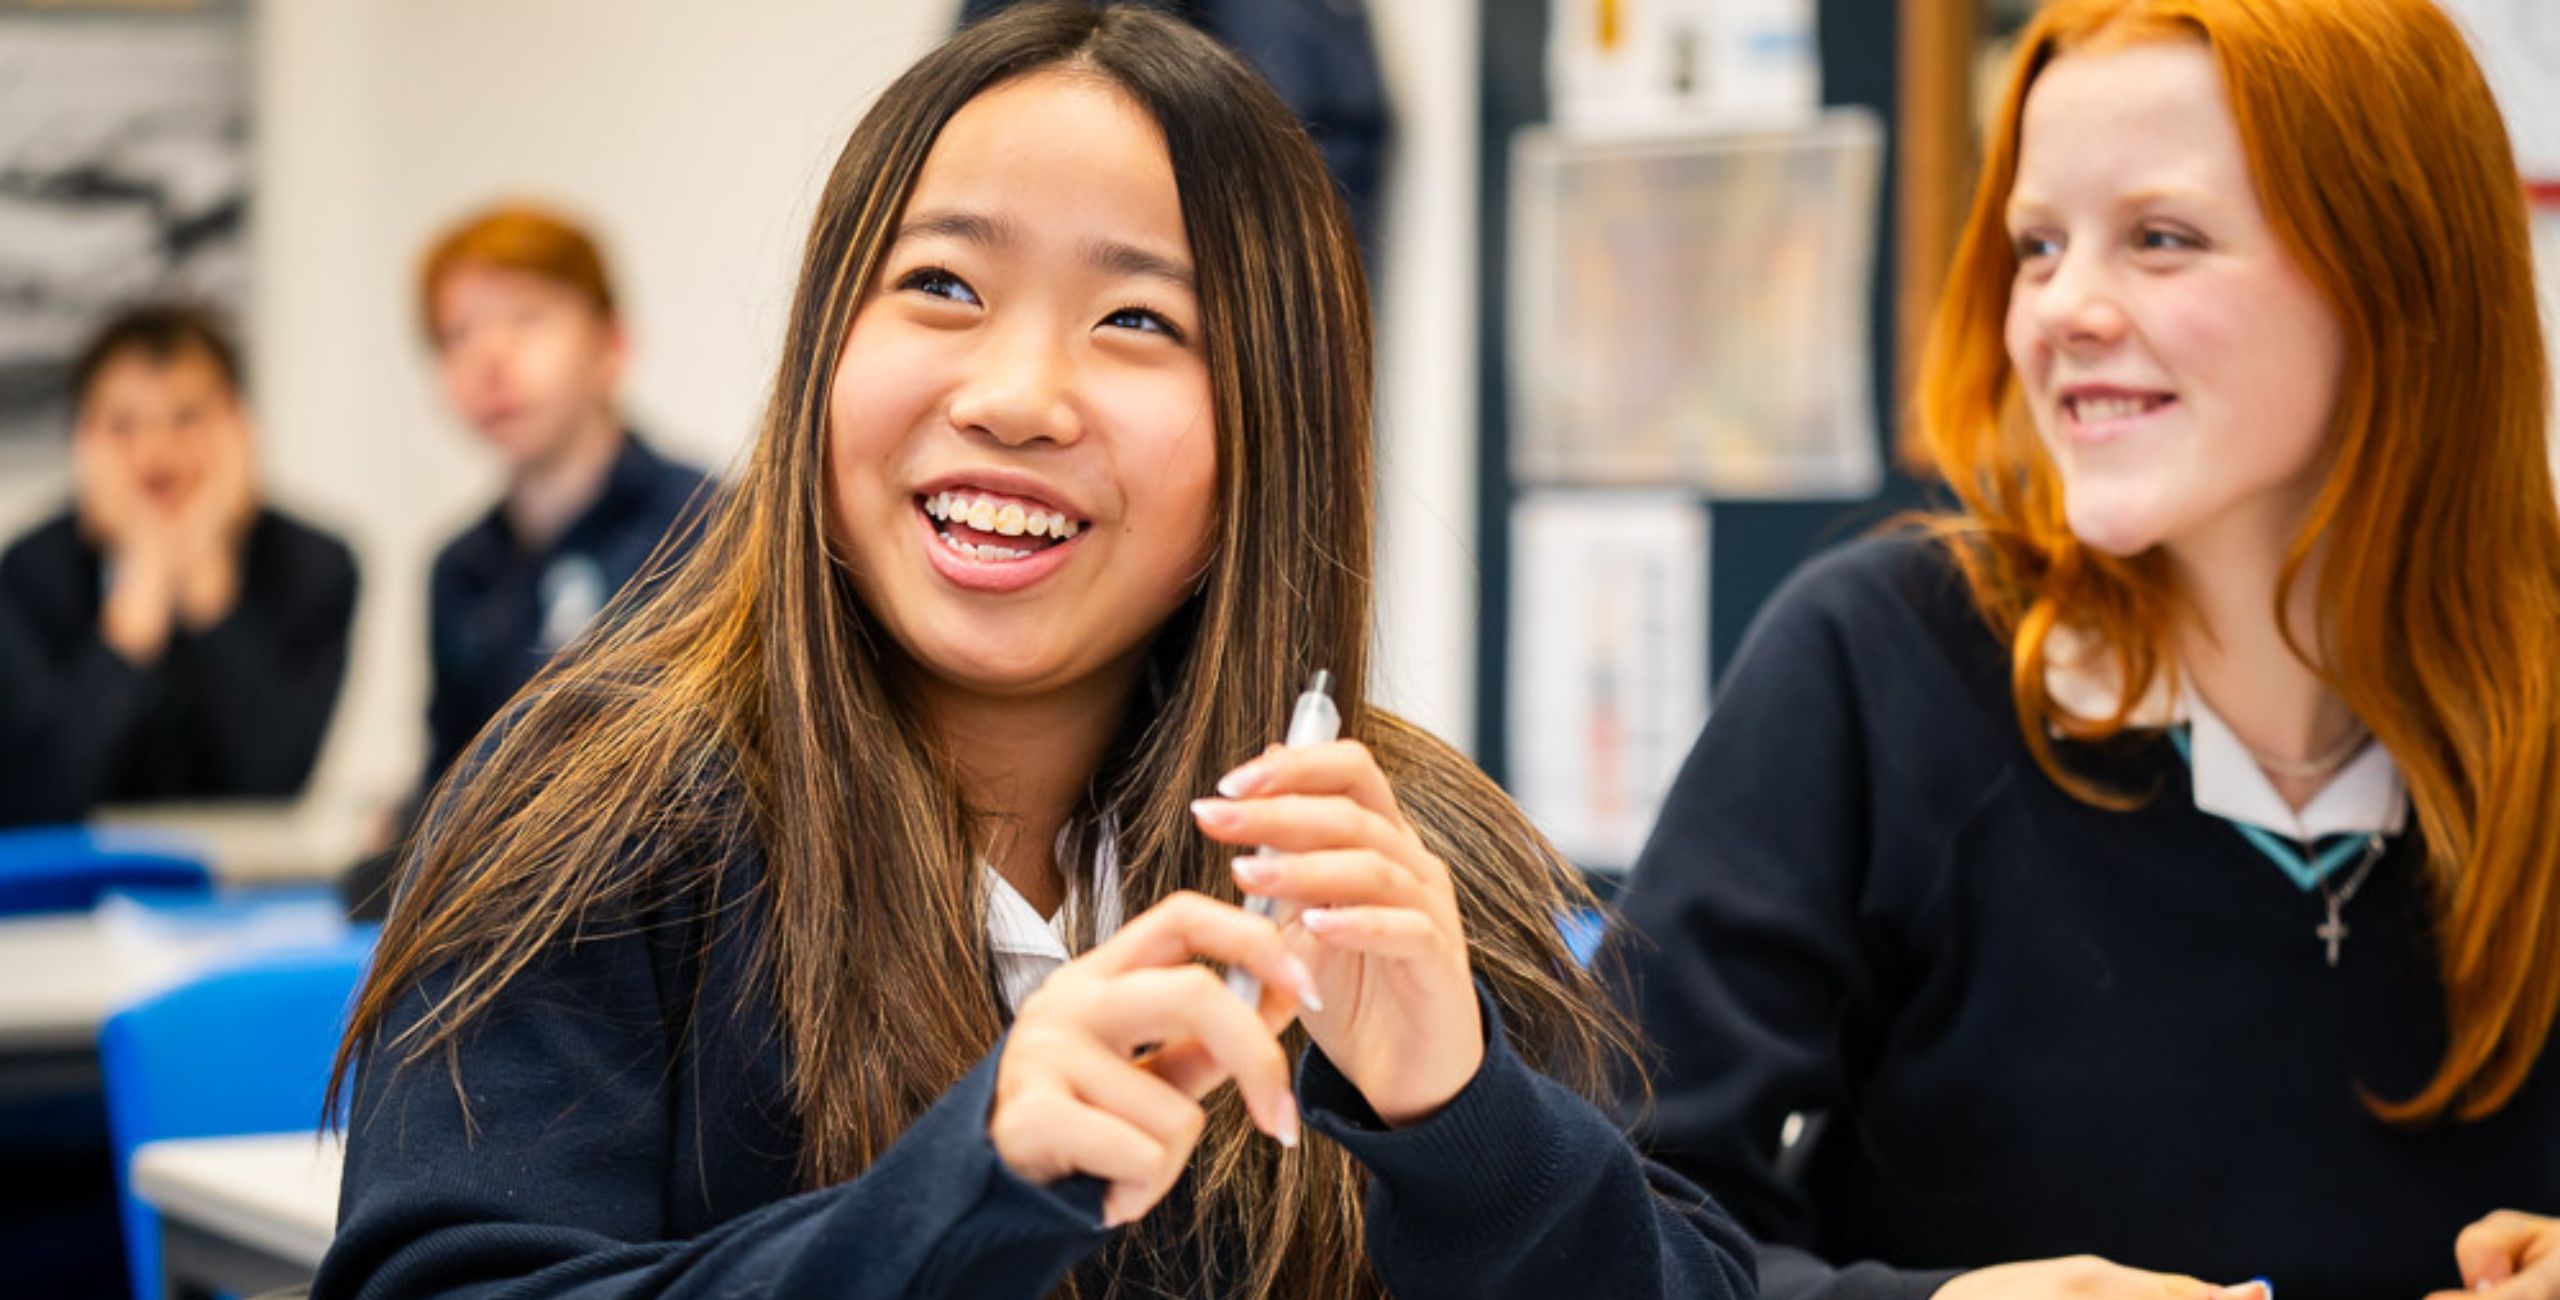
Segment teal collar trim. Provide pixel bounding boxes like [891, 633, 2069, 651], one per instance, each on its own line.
[2168, 725, 2375, 892]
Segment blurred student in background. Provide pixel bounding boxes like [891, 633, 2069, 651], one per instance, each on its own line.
[0, 303, 356, 827]
[342, 207, 712, 918]
[414, 205, 710, 789]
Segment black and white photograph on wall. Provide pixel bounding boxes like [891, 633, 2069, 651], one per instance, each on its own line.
[0, 0, 249, 442]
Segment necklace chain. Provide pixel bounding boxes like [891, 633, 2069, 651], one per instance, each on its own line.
[2314, 833, 2388, 968]
[2245, 725, 2372, 780]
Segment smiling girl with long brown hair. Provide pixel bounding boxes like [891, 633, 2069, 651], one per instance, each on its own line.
[312, 6, 1753, 1299]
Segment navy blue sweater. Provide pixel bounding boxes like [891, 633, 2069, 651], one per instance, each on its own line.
[0, 506, 356, 826]
[1613, 535, 2560, 1299]
[426, 433, 708, 788]
[316, 827, 1756, 1298]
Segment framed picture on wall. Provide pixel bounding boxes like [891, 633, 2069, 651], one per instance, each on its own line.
[0, 0, 250, 442]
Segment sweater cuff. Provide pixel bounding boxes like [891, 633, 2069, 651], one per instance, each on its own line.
[949, 1039, 1114, 1234]
[1297, 982, 1564, 1246]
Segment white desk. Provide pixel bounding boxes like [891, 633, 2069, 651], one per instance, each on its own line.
[0, 899, 352, 1101]
[0, 912, 187, 1054]
[93, 798, 382, 888]
[132, 1131, 343, 1298]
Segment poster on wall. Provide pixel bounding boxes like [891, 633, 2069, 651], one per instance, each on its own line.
[1546, 0, 1820, 133]
[1507, 111, 1884, 498]
[0, 0, 250, 442]
[1506, 490, 1710, 874]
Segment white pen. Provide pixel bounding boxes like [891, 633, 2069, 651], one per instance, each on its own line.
[1226, 669, 1339, 1006]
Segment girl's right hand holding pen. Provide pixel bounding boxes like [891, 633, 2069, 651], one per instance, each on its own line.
[990, 892, 1322, 1229]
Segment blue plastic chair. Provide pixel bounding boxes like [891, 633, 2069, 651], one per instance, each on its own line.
[98, 930, 377, 1300]
[0, 825, 209, 916]
[1560, 907, 1608, 967]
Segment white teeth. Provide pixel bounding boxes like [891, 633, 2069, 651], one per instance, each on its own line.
[936, 530, 1032, 562]
[2073, 396, 2153, 423]
[924, 491, 1085, 540]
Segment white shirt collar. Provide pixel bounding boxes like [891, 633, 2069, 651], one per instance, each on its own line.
[2042, 625, 2408, 842]
[982, 816, 1125, 1014]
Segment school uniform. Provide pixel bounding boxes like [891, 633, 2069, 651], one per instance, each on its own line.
[0, 507, 356, 826]
[316, 809, 1757, 1298]
[424, 432, 708, 786]
[1613, 533, 2560, 1299]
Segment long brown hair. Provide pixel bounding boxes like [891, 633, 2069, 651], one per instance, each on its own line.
[1917, 0, 2560, 1122]
[333, 6, 1628, 1296]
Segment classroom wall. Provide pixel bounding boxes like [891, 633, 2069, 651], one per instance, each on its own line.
[0, 0, 1484, 804]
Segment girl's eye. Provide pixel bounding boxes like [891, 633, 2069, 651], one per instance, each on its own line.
[1101, 306, 1184, 342]
[899, 267, 981, 306]
[2135, 225, 2204, 253]
[2011, 230, 2060, 263]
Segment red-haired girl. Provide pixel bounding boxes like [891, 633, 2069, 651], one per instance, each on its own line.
[1619, 0, 2560, 1294]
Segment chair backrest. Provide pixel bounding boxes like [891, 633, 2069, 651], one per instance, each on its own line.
[98, 932, 376, 1300]
[0, 826, 209, 916]
[1560, 906, 1607, 967]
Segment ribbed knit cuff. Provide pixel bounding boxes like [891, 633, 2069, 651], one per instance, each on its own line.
[1297, 983, 1567, 1255]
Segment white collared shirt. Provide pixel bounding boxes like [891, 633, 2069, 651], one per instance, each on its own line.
[2042, 625, 2408, 845]
[982, 823, 1126, 1014]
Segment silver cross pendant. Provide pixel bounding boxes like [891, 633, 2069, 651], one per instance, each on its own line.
[2318, 909, 2348, 968]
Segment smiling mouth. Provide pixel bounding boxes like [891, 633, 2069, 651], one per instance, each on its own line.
[2065, 393, 2177, 423]
[918, 490, 1088, 563]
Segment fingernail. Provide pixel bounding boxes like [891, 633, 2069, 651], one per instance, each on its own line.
[1217, 763, 1264, 798]
[1274, 1094, 1301, 1148]
[1190, 798, 1234, 828]
[1233, 856, 1273, 888]
[1300, 907, 1339, 932]
[1285, 955, 1325, 1012]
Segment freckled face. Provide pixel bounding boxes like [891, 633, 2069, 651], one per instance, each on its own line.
[2003, 40, 2346, 560]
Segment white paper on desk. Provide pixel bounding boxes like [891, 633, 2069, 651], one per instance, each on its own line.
[1506, 491, 1709, 874]
[93, 892, 349, 1006]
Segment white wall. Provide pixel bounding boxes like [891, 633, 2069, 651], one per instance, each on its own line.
[4, 0, 1486, 802]
[1368, 0, 1485, 752]
[254, 0, 959, 801]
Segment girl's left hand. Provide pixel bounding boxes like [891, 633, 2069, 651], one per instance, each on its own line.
[2428, 1210, 2560, 1299]
[1191, 739, 1482, 1127]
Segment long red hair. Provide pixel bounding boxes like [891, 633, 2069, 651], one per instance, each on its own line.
[1918, 0, 2560, 1122]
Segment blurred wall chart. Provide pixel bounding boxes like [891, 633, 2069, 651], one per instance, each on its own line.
[0, 0, 249, 442]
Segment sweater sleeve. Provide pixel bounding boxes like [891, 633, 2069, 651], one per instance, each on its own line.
[0, 530, 155, 825]
[172, 521, 357, 797]
[1611, 543, 1968, 1300]
[1297, 984, 1757, 1300]
[315, 907, 1108, 1299]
